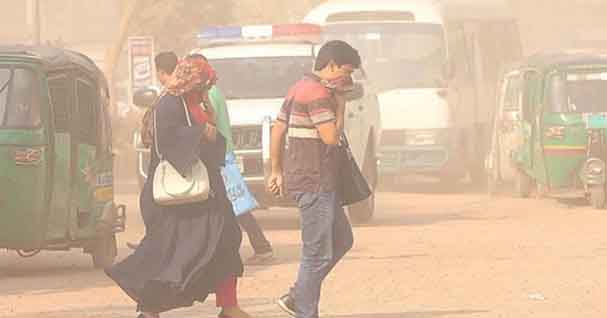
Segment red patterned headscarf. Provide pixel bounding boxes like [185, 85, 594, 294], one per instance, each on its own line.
[165, 55, 218, 124]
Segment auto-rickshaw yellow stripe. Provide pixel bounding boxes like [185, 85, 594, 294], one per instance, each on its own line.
[544, 145, 586, 150]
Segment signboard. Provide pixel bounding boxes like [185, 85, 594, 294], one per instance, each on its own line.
[127, 36, 156, 107]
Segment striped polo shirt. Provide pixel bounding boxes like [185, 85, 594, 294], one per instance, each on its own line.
[277, 73, 340, 194]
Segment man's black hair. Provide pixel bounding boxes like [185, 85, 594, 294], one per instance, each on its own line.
[155, 51, 178, 74]
[314, 40, 361, 71]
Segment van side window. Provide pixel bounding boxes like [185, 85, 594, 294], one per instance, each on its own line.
[48, 77, 71, 132]
[503, 74, 522, 112]
[75, 79, 98, 145]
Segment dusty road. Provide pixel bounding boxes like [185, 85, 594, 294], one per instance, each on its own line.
[1, 183, 607, 318]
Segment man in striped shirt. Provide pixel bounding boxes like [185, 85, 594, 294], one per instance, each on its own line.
[269, 40, 361, 318]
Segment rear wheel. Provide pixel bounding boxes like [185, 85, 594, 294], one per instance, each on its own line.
[590, 186, 606, 209]
[349, 137, 377, 224]
[92, 232, 117, 269]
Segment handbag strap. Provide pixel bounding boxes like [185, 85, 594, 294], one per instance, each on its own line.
[153, 96, 194, 159]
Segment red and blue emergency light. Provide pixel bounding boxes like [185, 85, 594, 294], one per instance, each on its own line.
[198, 23, 322, 44]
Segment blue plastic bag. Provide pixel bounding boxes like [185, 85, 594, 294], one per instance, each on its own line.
[221, 152, 259, 216]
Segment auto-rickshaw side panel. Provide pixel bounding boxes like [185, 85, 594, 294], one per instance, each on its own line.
[0, 64, 52, 249]
[540, 113, 587, 189]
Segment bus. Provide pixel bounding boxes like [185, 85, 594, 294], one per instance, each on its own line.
[305, 0, 522, 185]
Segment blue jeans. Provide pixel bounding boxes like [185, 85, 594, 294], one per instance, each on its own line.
[292, 191, 354, 318]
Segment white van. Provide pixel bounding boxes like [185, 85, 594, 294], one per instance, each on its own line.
[193, 24, 381, 222]
[305, 0, 522, 185]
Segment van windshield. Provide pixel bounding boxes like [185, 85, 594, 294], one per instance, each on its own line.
[0, 67, 41, 128]
[548, 71, 607, 113]
[323, 23, 447, 91]
[209, 56, 314, 99]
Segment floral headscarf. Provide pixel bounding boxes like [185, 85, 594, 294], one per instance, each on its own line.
[166, 56, 217, 96]
[140, 55, 218, 148]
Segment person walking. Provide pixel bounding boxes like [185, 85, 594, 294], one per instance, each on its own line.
[193, 53, 275, 265]
[105, 56, 251, 318]
[128, 52, 275, 265]
[208, 83, 275, 265]
[268, 40, 362, 318]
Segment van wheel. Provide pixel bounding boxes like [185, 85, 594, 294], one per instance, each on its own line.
[515, 169, 532, 198]
[349, 139, 377, 224]
[590, 186, 606, 209]
[92, 232, 117, 269]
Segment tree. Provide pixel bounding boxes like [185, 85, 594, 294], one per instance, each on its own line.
[103, 0, 235, 114]
[128, 0, 234, 54]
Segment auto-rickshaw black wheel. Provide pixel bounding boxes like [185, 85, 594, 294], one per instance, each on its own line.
[91, 232, 117, 269]
[589, 186, 606, 209]
[515, 169, 533, 198]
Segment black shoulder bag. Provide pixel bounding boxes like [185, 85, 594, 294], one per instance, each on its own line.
[338, 133, 372, 206]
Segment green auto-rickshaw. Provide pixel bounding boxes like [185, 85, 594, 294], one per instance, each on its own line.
[0, 46, 125, 267]
[487, 51, 607, 208]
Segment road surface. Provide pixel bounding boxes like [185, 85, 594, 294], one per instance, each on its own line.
[1, 183, 606, 318]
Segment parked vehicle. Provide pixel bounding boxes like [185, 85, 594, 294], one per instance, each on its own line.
[305, 0, 522, 185]
[0, 46, 126, 267]
[487, 51, 607, 208]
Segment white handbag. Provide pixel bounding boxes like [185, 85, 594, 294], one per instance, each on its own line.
[152, 97, 211, 206]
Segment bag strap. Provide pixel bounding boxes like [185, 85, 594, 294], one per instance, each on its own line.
[153, 96, 194, 159]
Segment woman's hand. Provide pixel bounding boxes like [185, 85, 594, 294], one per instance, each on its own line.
[202, 123, 217, 143]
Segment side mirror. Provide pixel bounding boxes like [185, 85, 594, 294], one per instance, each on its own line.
[133, 87, 159, 109]
[344, 82, 365, 101]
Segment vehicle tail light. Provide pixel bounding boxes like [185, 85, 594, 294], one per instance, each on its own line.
[272, 23, 321, 37]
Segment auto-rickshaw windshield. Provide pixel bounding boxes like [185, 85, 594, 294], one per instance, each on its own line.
[548, 71, 607, 113]
[0, 67, 41, 128]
